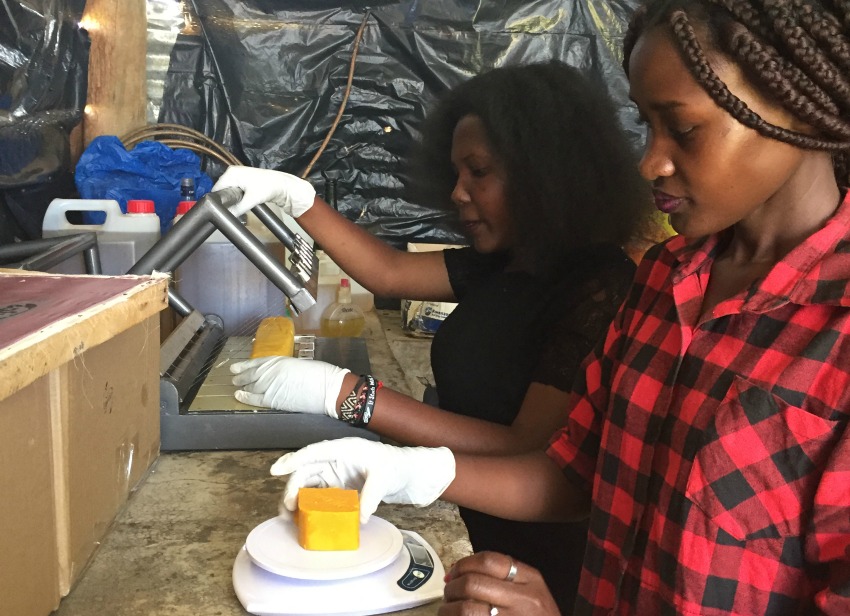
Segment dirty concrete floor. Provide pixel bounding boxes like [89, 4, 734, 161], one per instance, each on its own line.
[52, 310, 472, 616]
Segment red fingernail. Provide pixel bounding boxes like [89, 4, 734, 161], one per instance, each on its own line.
[443, 573, 452, 583]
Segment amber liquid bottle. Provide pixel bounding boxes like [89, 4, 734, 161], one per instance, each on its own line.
[320, 278, 366, 337]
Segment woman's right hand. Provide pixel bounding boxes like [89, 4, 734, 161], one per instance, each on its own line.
[440, 552, 562, 616]
[270, 437, 456, 523]
[212, 165, 316, 218]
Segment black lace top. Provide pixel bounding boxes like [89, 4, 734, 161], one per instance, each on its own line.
[429, 243, 636, 615]
[432, 243, 635, 420]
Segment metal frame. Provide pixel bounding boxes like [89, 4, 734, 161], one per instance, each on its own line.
[127, 187, 318, 315]
[124, 187, 370, 450]
[0, 232, 102, 272]
[4, 190, 362, 450]
[159, 319, 374, 450]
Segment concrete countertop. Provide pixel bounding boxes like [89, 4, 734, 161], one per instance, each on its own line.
[52, 310, 472, 616]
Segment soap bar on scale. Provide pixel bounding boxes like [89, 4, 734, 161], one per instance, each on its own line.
[296, 487, 360, 551]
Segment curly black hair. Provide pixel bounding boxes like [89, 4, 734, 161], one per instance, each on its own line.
[623, 0, 850, 187]
[407, 61, 652, 281]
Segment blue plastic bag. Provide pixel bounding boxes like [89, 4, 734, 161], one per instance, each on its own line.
[75, 135, 213, 234]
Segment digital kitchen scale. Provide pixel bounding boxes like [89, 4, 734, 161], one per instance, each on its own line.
[233, 516, 445, 616]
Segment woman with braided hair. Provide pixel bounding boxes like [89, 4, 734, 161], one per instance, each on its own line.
[271, 0, 850, 613]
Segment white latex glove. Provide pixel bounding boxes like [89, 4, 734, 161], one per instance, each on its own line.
[271, 437, 456, 524]
[212, 165, 316, 218]
[230, 356, 349, 417]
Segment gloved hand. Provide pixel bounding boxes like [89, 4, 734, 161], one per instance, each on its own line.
[271, 437, 456, 523]
[230, 356, 349, 417]
[212, 165, 316, 218]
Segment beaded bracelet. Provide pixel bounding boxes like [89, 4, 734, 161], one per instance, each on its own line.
[339, 375, 366, 424]
[338, 374, 383, 427]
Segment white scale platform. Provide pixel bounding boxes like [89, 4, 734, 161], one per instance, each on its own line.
[233, 516, 445, 616]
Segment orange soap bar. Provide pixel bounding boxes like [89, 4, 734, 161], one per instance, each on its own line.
[251, 316, 295, 358]
[296, 487, 360, 551]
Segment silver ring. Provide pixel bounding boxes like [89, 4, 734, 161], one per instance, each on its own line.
[489, 607, 499, 616]
[505, 558, 518, 582]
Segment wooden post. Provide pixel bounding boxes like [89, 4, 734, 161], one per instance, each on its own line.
[80, 0, 147, 146]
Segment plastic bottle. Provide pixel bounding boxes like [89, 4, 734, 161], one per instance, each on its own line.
[127, 199, 156, 216]
[42, 198, 161, 275]
[172, 178, 196, 227]
[317, 251, 374, 312]
[320, 278, 366, 337]
[171, 199, 196, 225]
[290, 250, 374, 334]
[180, 177, 195, 201]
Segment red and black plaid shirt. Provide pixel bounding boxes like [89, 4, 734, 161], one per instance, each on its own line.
[548, 193, 850, 615]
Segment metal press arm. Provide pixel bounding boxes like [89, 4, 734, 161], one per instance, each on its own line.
[127, 187, 317, 315]
[0, 232, 102, 273]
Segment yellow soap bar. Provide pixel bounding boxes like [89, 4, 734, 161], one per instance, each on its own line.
[296, 487, 360, 551]
[251, 316, 295, 358]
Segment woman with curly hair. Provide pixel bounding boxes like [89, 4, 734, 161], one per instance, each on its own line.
[270, 0, 850, 613]
[215, 61, 653, 613]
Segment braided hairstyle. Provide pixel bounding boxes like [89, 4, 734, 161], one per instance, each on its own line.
[623, 0, 850, 187]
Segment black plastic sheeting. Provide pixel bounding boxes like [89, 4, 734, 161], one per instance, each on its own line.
[162, 0, 644, 247]
[0, 0, 88, 243]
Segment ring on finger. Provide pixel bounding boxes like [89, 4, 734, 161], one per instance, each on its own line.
[489, 606, 499, 616]
[504, 557, 518, 582]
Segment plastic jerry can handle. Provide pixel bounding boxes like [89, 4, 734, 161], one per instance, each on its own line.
[42, 199, 124, 231]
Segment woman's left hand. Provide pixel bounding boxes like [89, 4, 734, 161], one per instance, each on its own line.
[440, 552, 561, 616]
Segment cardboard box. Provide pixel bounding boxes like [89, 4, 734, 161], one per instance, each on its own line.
[401, 243, 462, 336]
[0, 376, 58, 616]
[0, 271, 168, 615]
